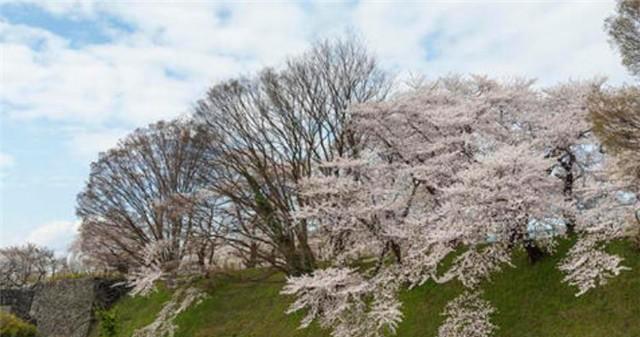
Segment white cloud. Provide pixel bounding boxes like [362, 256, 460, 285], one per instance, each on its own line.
[1, 22, 222, 126]
[1, 0, 635, 254]
[352, 2, 632, 85]
[0, 219, 79, 255]
[25, 220, 80, 254]
[1, 1, 632, 130]
[1, 2, 311, 126]
[68, 127, 130, 160]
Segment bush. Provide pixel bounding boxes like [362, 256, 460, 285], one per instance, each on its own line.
[97, 309, 118, 337]
[0, 311, 38, 337]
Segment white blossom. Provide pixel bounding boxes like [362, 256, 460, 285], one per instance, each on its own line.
[438, 291, 497, 337]
[126, 240, 172, 296]
[132, 287, 207, 337]
[282, 267, 403, 337]
[285, 77, 636, 336]
[558, 234, 631, 296]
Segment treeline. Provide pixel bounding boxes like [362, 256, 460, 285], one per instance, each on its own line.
[2, 1, 635, 337]
[0, 244, 66, 288]
[72, 36, 392, 283]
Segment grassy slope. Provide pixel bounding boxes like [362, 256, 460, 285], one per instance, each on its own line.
[399, 240, 640, 337]
[102, 240, 640, 337]
[173, 272, 326, 337]
[91, 285, 172, 337]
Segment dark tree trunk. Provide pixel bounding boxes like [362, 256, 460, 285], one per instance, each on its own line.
[245, 242, 259, 268]
[285, 250, 315, 276]
[633, 210, 640, 251]
[524, 242, 546, 264]
[560, 151, 577, 235]
[390, 241, 402, 264]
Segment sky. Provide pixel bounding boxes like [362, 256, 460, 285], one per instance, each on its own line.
[0, 0, 634, 255]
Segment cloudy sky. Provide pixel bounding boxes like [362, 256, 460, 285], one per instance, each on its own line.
[0, 0, 633, 255]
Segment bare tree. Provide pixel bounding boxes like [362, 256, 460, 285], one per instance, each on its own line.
[194, 36, 392, 275]
[589, 85, 640, 183]
[589, 85, 640, 248]
[0, 243, 54, 288]
[50, 256, 69, 278]
[606, 0, 640, 79]
[76, 119, 219, 273]
[595, 1, 640, 242]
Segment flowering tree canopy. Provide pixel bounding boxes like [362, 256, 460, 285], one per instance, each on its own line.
[284, 77, 638, 337]
[0, 243, 55, 289]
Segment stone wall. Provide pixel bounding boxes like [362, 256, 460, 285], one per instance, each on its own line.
[0, 277, 127, 337]
[0, 288, 35, 323]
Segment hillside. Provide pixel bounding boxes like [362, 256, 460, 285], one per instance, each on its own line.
[95, 240, 640, 337]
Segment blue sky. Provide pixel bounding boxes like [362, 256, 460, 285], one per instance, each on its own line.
[0, 0, 633, 255]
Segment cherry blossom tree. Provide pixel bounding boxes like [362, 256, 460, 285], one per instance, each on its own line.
[438, 291, 496, 337]
[284, 77, 638, 337]
[0, 243, 55, 288]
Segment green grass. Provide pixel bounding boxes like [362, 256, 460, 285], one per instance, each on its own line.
[0, 311, 38, 337]
[101, 240, 640, 337]
[173, 271, 327, 337]
[399, 240, 640, 337]
[92, 285, 172, 337]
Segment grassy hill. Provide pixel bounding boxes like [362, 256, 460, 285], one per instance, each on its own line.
[96, 240, 640, 337]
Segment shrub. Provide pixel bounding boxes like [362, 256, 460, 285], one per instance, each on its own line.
[96, 309, 118, 337]
[0, 311, 38, 337]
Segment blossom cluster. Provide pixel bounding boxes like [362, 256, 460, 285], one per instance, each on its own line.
[284, 77, 637, 337]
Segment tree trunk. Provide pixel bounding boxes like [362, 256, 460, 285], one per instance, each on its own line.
[524, 242, 546, 264]
[633, 210, 640, 251]
[283, 241, 316, 276]
[245, 242, 259, 268]
[295, 222, 316, 273]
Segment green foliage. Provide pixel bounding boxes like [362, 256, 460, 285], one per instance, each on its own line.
[0, 311, 38, 337]
[173, 272, 326, 337]
[589, 86, 640, 149]
[605, 0, 640, 79]
[96, 310, 117, 337]
[99, 240, 640, 337]
[90, 284, 171, 337]
[399, 239, 640, 337]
